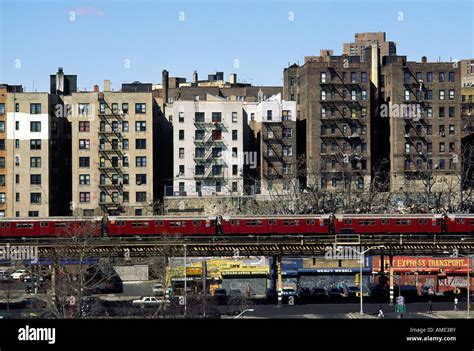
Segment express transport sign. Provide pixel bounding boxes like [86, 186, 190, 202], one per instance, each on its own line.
[372, 256, 472, 273]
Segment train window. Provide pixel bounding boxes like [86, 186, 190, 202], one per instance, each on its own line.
[471, 220, 474, 225]
[154, 221, 163, 226]
[381, 219, 391, 225]
[169, 221, 185, 227]
[192, 220, 202, 226]
[306, 219, 310, 225]
[132, 222, 149, 228]
[40, 222, 48, 227]
[116, 221, 125, 227]
[344, 219, 352, 225]
[456, 219, 464, 224]
[245, 220, 262, 226]
[358, 220, 375, 226]
[16, 223, 33, 229]
[231, 220, 240, 225]
[418, 219, 428, 224]
[283, 220, 298, 226]
[55, 223, 67, 228]
[270, 220, 277, 225]
[0, 223, 4, 228]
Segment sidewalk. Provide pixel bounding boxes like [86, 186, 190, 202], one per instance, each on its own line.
[419, 310, 472, 319]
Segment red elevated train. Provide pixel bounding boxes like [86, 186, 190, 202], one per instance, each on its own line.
[0, 214, 472, 238]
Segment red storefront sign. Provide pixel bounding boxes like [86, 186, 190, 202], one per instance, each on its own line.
[372, 256, 472, 274]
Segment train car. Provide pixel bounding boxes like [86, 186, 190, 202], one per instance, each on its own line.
[446, 214, 474, 234]
[0, 217, 102, 238]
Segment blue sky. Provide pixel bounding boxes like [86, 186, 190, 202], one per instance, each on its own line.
[0, 0, 473, 92]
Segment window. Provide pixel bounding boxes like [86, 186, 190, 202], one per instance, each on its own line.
[79, 121, 90, 132]
[232, 112, 238, 123]
[30, 121, 41, 132]
[267, 110, 272, 121]
[427, 125, 433, 135]
[449, 90, 455, 100]
[232, 182, 238, 192]
[0, 157, 4, 168]
[136, 139, 146, 149]
[79, 157, 90, 168]
[283, 163, 292, 175]
[123, 192, 129, 203]
[427, 107, 433, 118]
[0, 193, 4, 204]
[99, 102, 106, 114]
[0, 104, 4, 115]
[28, 211, 39, 217]
[136, 192, 147, 202]
[194, 130, 204, 141]
[179, 130, 185, 140]
[439, 125, 445, 136]
[195, 112, 205, 122]
[283, 145, 293, 156]
[439, 107, 445, 118]
[212, 165, 222, 176]
[122, 121, 129, 132]
[439, 142, 445, 153]
[232, 130, 238, 140]
[112, 103, 118, 114]
[448, 72, 455, 82]
[15, 156, 20, 166]
[361, 72, 367, 83]
[112, 121, 118, 132]
[320, 72, 326, 83]
[439, 72, 445, 82]
[122, 103, 129, 114]
[0, 140, 4, 151]
[283, 128, 292, 138]
[321, 107, 326, 118]
[267, 126, 274, 139]
[449, 124, 455, 135]
[351, 72, 356, 83]
[351, 90, 357, 101]
[232, 147, 237, 158]
[216, 181, 222, 193]
[15, 174, 19, 183]
[321, 90, 326, 100]
[426, 90, 433, 100]
[361, 90, 367, 100]
[135, 121, 146, 132]
[179, 148, 185, 159]
[123, 139, 129, 150]
[30, 174, 41, 185]
[78, 103, 90, 116]
[449, 107, 455, 117]
[30, 140, 41, 150]
[15, 121, 19, 130]
[30, 103, 41, 114]
[79, 174, 90, 185]
[178, 111, 184, 123]
[195, 165, 205, 175]
[439, 159, 445, 170]
[361, 107, 367, 118]
[405, 143, 410, 154]
[195, 148, 204, 158]
[136, 156, 147, 167]
[232, 165, 238, 175]
[179, 165, 184, 175]
[427, 72, 433, 83]
[135, 103, 146, 114]
[404, 90, 410, 101]
[0, 121, 4, 133]
[79, 192, 90, 203]
[427, 142, 433, 153]
[0, 175, 4, 186]
[79, 139, 90, 150]
[439, 90, 445, 100]
[449, 142, 455, 152]
[136, 174, 147, 185]
[30, 193, 41, 204]
[212, 112, 222, 123]
[123, 174, 129, 185]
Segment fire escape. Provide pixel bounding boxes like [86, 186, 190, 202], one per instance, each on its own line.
[98, 94, 124, 215]
[319, 68, 367, 187]
[193, 114, 228, 181]
[402, 68, 430, 179]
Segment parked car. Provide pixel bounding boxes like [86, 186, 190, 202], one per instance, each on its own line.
[132, 296, 167, 308]
[328, 287, 345, 301]
[311, 287, 328, 300]
[23, 274, 44, 283]
[213, 288, 228, 304]
[10, 270, 28, 280]
[21, 298, 47, 309]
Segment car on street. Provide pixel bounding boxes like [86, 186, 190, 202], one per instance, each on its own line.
[10, 270, 28, 280]
[213, 288, 228, 304]
[311, 288, 328, 301]
[132, 296, 167, 308]
[23, 274, 44, 283]
[21, 298, 48, 309]
[328, 287, 345, 301]
[282, 287, 297, 297]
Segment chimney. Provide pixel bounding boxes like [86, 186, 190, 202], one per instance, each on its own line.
[229, 73, 237, 85]
[56, 67, 65, 94]
[192, 71, 198, 84]
[104, 80, 111, 91]
[421, 56, 427, 63]
[93, 84, 99, 92]
[162, 70, 169, 104]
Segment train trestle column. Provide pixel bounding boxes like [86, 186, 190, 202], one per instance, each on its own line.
[389, 254, 394, 306]
[276, 256, 283, 307]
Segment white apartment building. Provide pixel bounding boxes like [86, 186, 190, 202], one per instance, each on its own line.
[170, 96, 244, 196]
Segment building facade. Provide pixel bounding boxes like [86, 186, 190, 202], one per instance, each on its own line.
[64, 90, 154, 216]
[169, 98, 244, 196]
[0, 87, 7, 217]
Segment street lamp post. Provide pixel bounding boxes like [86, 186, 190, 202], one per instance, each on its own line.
[235, 308, 255, 319]
[338, 245, 385, 315]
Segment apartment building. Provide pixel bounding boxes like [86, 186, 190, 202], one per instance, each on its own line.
[246, 94, 297, 195]
[460, 59, 474, 87]
[63, 88, 154, 216]
[5, 92, 52, 217]
[169, 97, 244, 196]
[284, 49, 375, 192]
[343, 32, 396, 61]
[461, 85, 474, 189]
[382, 57, 462, 192]
[0, 87, 7, 217]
